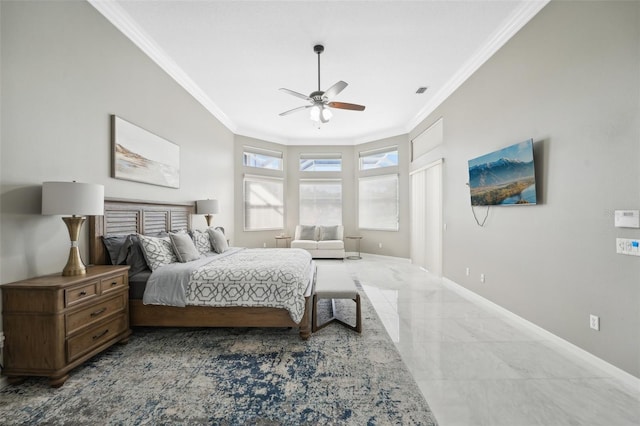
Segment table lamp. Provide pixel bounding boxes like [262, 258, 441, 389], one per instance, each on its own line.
[196, 199, 219, 227]
[42, 181, 104, 276]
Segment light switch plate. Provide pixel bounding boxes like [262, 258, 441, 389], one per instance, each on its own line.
[616, 238, 640, 256]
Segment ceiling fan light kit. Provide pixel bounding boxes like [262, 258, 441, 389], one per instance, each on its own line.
[279, 44, 365, 124]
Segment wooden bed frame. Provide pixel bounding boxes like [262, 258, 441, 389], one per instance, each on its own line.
[88, 198, 313, 340]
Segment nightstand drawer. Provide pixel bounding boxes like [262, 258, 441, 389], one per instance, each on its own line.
[65, 281, 98, 307]
[100, 274, 126, 294]
[66, 293, 126, 336]
[67, 315, 127, 362]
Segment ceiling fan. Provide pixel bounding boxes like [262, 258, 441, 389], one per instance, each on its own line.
[279, 44, 365, 123]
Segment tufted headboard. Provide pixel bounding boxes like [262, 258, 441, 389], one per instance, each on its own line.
[88, 198, 194, 265]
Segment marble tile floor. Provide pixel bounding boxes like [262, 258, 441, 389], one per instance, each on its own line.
[338, 255, 640, 426]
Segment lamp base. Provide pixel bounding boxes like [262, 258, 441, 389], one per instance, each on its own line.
[205, 215, 214, 227]
[62, 246, 87, 276]
[62, 216, 87, 277]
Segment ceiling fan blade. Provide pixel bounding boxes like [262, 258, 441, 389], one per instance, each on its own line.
[279, 88, 312, 102]
[279, 105, 312, 116]
[323, 81, 348, 100]
[327, 101, 366, 111]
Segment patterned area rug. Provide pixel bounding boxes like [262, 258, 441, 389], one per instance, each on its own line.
[0, 288, 437, 425]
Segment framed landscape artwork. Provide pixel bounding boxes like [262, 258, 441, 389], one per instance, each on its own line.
[111, 115, 180, 188]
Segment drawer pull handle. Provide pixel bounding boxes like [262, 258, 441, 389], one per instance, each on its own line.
[92, 329, 109, 340]
[110, 281, 118, 287]
[90, 307, 107, 317]
[79, 291, 87, 296]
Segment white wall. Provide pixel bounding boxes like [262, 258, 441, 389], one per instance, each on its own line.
[353, 135, 411, 258]
[0, 0, 234, 341]
[410, 1, 640, 378]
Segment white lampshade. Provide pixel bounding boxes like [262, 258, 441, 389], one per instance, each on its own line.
[42, 182, 104, 216]
[196, 199, 219, 215]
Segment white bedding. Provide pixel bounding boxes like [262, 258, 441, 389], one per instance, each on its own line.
[142, 247, 314, 323]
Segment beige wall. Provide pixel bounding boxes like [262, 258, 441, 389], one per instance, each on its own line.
[0, 0, 234, 311]
[410, 1, 640, 378]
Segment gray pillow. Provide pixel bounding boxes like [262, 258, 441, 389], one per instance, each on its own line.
[169, 232, 201, 263]
[207, 228, 229, 254]
[124, 234, 151, 277]
[299, 225, 317, 240]
[102, 235, 130, 265]
[319, 225, 339, 241]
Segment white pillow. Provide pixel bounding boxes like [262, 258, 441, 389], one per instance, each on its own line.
[138, 234, 178, 271]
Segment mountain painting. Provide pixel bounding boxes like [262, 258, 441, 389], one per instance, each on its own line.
[468, 139, 537, 206]
[112, 116, 180, 188]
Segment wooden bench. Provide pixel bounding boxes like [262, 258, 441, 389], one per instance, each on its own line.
[312, 263, 362, 333]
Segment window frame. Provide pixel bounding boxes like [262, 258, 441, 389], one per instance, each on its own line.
[243, 146, 283, 171]
[299, 153, 342, 172]
[359, 146, 399, 171]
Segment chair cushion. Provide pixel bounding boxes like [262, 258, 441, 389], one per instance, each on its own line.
[317, 240, 344, 250]
[315, 264, 357, 298]
[291, 240, 318, 250]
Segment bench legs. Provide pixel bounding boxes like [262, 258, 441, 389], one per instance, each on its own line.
[312, 293, 362, 333]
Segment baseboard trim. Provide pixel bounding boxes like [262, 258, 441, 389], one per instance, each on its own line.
[358, 253, 411, 263]
[442, 277, 640, 392]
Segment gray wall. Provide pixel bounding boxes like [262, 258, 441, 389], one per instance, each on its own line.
[410, 1, 640, 378]
[0, 0, 234, 336]
[233, 134, 410, 258]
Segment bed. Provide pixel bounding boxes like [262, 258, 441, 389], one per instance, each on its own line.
[88, 198, 315, 340]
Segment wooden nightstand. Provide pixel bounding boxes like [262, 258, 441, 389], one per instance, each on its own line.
[1, 265, 131, 387]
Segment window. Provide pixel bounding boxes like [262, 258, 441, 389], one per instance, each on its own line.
[243, 175, 284, 230]
[243, 146, 283, 170]
[299, 179, 342, 225]
[299, 153, 342, 172]
[359, 174, 399, 230]
[359, 146, 398, 170]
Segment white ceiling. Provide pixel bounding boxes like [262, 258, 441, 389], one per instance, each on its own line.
[90, 1, 548, 145]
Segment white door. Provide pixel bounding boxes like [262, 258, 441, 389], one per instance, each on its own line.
[410, 160, 443, 276]
[410, 169, 426, 268]
[425, 161, 442, 276]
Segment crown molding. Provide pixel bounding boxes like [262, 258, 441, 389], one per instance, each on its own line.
[88, 0, 236, 133]
[89, 0, 548, 146]
[405, 0, 550, 133]
[235, 123, 409, 146]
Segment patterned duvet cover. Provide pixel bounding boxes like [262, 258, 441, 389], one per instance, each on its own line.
[142, 248, 314, 324]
